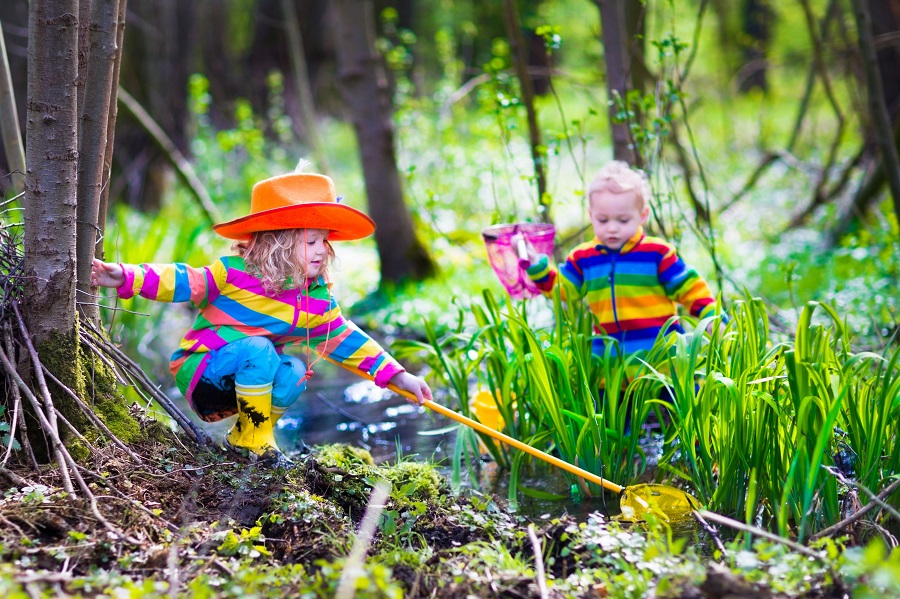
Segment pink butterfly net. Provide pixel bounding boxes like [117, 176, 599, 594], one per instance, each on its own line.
[482, 223, 556, 299]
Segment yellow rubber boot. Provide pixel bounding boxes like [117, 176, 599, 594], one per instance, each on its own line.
[225, 383, 281, 457]
[270, 404, 288, 425]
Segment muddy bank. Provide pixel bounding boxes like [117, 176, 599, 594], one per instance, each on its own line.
[0, 431, 875, 598]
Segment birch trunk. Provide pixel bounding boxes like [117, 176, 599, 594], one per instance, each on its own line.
[332, 0, 435, 285]
[24, 0, 79, 345]
[75, 0, 119, 322]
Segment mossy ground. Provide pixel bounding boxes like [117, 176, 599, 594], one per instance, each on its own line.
[0, 428, 894, 598]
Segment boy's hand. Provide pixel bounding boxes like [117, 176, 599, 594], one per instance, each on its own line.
[388, 371, 432, 406]
[91, 259, 126, 289]
[510, 233, 538, 266]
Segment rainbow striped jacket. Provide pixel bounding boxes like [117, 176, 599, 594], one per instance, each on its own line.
[117, 256, 404, 412]
[526, 228, 717, 360]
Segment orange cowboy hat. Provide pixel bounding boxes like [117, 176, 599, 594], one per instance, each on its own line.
[213, 172, 375, 241]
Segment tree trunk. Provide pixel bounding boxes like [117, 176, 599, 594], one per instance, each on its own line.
[852, 0, 900, 220]
[76, 0, 120, 323]
[95, 0, 128, 259]
[738, 0, 773, 93]
[0, 21, 26, 193]
[594, 0, 637, 165]
[281, 0, 329, 174]
[332, 0, 435, 285]
[24, 0, 79, 347]
[502, 0, 549, 221]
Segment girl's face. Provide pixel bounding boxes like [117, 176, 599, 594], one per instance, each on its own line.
[588, 189, 650, 250]
[297, 228, 330, 279]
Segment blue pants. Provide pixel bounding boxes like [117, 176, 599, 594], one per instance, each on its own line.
[193, 337, 308, 416]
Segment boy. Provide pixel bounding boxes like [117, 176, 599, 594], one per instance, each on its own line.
[518, 161, 720, 366]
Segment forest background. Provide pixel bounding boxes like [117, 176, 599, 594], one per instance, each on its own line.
[1, 0, 900, 595]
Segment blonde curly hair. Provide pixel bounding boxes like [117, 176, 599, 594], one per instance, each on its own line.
[587, 161, 652, 209]
[235, 229, 335, 296]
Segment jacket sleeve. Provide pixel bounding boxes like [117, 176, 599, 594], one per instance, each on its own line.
[116, 258, 227, 309]
[657, 246, 716, 319]
[525, 253, 585, 301]
[305, 291, 404, 387]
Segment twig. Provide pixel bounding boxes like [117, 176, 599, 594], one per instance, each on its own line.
[527, 524, 549, 599]
[117, 87, 222, 225]
[697, 510, 836, 579]
[80, 319, 208, 445]
[0, 465, 31, 488]
[0, 341, 75, 494]
[11, 303, 74, 493]
[810, 475, 900, 541]
[42, 364, 143, 464]
[4, 327, 38, 469]
[75, 465, 179, 532]
[692, 509, 728, 557]
[5, 308, 136, 542]
[52, 406, 97, 455]
[336, 480, 391, 599]
[316, 392, 370, 425]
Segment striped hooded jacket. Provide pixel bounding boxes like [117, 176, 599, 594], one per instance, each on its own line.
[117, 256, 404, 416]
[526, 227, 717, 361]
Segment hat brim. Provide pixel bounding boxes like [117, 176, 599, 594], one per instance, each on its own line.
[213, 203, 376, 241]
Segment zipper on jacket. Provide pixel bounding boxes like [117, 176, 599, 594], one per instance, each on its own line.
[608, 250, 620, 334]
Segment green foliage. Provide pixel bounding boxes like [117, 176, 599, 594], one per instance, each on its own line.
[213, 523, 270, 559]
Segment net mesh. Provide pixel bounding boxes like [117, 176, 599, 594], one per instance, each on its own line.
[482, 223, 556, 299]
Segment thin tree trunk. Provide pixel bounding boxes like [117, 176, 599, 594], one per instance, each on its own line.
[76, 0, 92, 116]
[851, 0, 900, 220]
[76, 0, 119, 323]
[502, 0, 549, 221]
[595, 0, 636, 165]
[332, 0, 435, 285]
[95, 0, 127, 261]
[0, 21, 25, 193]
[24, 0, 80, 346]
[281, 0, 329, 174]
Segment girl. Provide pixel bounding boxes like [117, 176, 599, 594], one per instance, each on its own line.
[92, 170, 432, 462]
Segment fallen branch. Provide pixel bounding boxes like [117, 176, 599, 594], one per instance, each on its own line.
[117, 87, 222, 226]
[527, 524, 550, 599]
[811, 475, 900, 541]
[696, 509, 837, 581]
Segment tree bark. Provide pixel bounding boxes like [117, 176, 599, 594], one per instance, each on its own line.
[332, 0, 435, 285]
[24, 0, 79, 346]
[502, 0, 549, 221]
[852, 0, 900, 221]
[0, 21, 26, 193]
[594, 0, 637, 164]
[95, 0, 128, 260]
[75, 0, 120, 323]
[281, 0, 329, 174]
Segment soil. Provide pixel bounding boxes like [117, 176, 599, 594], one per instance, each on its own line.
[0, 431, 854, 598]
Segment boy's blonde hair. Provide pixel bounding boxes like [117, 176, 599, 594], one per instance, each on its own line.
[235, 229, 335, 296]
[587, 161, 651, 210]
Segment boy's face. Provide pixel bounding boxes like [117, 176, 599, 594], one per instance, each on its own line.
[588, 189, 650, 250]
[297, 228, 329, 278]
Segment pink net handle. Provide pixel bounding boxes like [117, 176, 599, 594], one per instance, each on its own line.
[482, 223, 556, 299]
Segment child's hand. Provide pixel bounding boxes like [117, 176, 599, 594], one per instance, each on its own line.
[510, 233, 538, 267]
[389, 371, 432, 406]
[91, 259, 126, 289]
